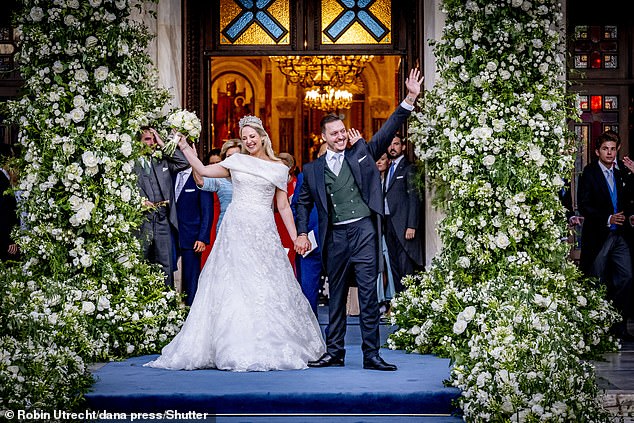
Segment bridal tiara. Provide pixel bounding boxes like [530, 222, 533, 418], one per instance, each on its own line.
[239, 115, 262, 129]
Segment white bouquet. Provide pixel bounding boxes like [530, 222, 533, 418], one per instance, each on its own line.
[162, 109, 202, 156]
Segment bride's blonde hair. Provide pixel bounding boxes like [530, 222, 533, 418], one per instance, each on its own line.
[239, 115, 280, 161]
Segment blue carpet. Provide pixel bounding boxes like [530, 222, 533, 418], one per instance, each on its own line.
[85, 307, 462, 421]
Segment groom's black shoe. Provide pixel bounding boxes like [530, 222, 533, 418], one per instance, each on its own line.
[308, 353, 344, 368]
[363, 355, 397, 371]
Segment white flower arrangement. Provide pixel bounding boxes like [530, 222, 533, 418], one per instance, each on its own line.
[161, 109, 202, 156]
[390, 0, 620, 421]
[2, 0, 186, 412]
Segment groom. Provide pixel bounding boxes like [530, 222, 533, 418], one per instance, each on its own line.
[294, 68, 423, 371]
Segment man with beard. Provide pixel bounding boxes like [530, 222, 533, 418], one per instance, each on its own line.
[383, 134, 423, 293]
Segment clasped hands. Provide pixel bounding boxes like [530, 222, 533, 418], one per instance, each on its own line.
[294, 235, 311, 256]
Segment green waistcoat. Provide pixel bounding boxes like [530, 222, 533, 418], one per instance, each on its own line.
[325, 160, 371, 223]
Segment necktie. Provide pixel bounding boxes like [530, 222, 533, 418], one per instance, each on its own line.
[332, 153, 342, 176]
[175, 172, 187, 201]
[606, 168, 617, 230]
[387, 161, 396, 188]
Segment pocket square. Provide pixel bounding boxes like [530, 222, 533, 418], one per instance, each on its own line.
[185, 189, 195, 193]
[396, 175, 404, 179]
[162, 167, 169, 172]
[358, 155, 367, 163]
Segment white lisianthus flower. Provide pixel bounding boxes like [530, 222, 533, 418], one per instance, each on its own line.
[577, 295, 587, 307]
[94, 66, 109, 81]
[97, 296, 111, 311]
[511, 0, 523, 6]
[79, 254, 93, 267]
[85, 36, 98, 48]
[89, 0, 102, 6]
[52, 60, 64, 73]
[73, 95, 86, 108]
[486, 61, 497, 72]
[455, 38, 465, 49]
[126, 344, 135, 354]
[457, 256, 471, 268]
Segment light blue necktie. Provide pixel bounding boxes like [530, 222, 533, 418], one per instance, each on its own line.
[606, 168, 617, 230]
[387, 162, 396, 188]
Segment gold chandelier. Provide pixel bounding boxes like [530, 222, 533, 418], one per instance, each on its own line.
[304, 88, 353, 112]
[270, 55, 373, 90]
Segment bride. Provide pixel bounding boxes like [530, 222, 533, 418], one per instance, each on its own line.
[145, 115, 325, 371]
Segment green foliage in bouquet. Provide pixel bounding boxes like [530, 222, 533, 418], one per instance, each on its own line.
[0, 0, 185, 412]
[389, 0, 621, 421]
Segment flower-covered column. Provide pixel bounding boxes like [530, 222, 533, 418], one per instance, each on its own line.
[390, 0, 620, 421]
[1, 0, 185, 411]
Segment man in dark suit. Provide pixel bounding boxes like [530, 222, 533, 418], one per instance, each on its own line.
[135, 127, 189, 287]
[384, 134, 423, 293]
[577, 130, 633, 340]
[294, 68, 423, 371]
[0, 144, 19, 262]
[174, 165, 213, 305]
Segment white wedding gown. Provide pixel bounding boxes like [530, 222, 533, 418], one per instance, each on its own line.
[145, 153, 325, 371]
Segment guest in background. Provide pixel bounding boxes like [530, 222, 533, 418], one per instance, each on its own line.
[135, 127, 189, 286]
[291, 143, 328, 316]
[174, 153, 214, 305]
[276, 152, 298, 270]
[577, 130, 634, 341]
[0, 144, 19, 262]
[376, 152, 395, 312]
[383, 134, 423, 293]
[200, 148, 222, 267]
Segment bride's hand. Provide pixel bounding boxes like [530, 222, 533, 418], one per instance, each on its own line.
[177, 133, 190, 151]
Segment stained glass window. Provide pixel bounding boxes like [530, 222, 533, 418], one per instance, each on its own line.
[0, 26, 16, 74]
[321, 0, 391, 45]
[219, 0, 290, 45]
[573, 25, 618, 70]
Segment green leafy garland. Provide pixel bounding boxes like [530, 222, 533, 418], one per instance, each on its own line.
[389, 0, 620, 421]
[1, 0, 185, 411]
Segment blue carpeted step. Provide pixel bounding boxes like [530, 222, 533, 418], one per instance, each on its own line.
[85, 306, 461, 419]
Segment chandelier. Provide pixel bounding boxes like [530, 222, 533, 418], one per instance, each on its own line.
[270, 55, 373, 90]
[304, 88, 354, 112]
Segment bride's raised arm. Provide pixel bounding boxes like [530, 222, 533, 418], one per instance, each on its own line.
[177, 134, 230, 178]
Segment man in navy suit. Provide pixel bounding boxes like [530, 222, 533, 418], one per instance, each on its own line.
[294, 68, 423, 371]
[577, 130, 634, 340]
[384, 134, 423, 293]
[174, 165, 214, 306]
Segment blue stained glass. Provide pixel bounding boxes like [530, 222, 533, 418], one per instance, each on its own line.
[340, 0, 355, 6]
[358, 10, 387, 39]
[256, 11, 284, 39]
[256, 0, 274, 7]
[236, 0, 254, 7]
[358, 0, 373, 7]
[225, 12, 254, 39]
[327, 11, 355, 39]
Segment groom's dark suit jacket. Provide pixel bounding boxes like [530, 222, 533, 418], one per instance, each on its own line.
[296, 105, 411, 262]
[577, 160, 630, 275]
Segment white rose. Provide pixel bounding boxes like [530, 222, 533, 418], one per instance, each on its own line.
[69, 108, 85, 123]
[462, 306, 476, 321]
[75, 69, 89, 82]
[85, 36, 98, 48]
[577, 295, 587, 307]
[89, 0, 102, 6]
[126, 344, 135, 354]
[98, 296, 111, 311]
[454, 38, 465, 49]
[453, 319, 468, 335]
[120, 186, 132, 202]
[73, 95, 86, 108]
[120, 141, 132, 157]
[82, 151, 99, 168]
[482, 155, 495, 167]
[94, 66, 109, 81]
[82, 301, 96, 314]
[457, 256, 470, 268]
[30, 7, 44, 22]
[80, 254, 93, 267]
[495, 232, 510, 249]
